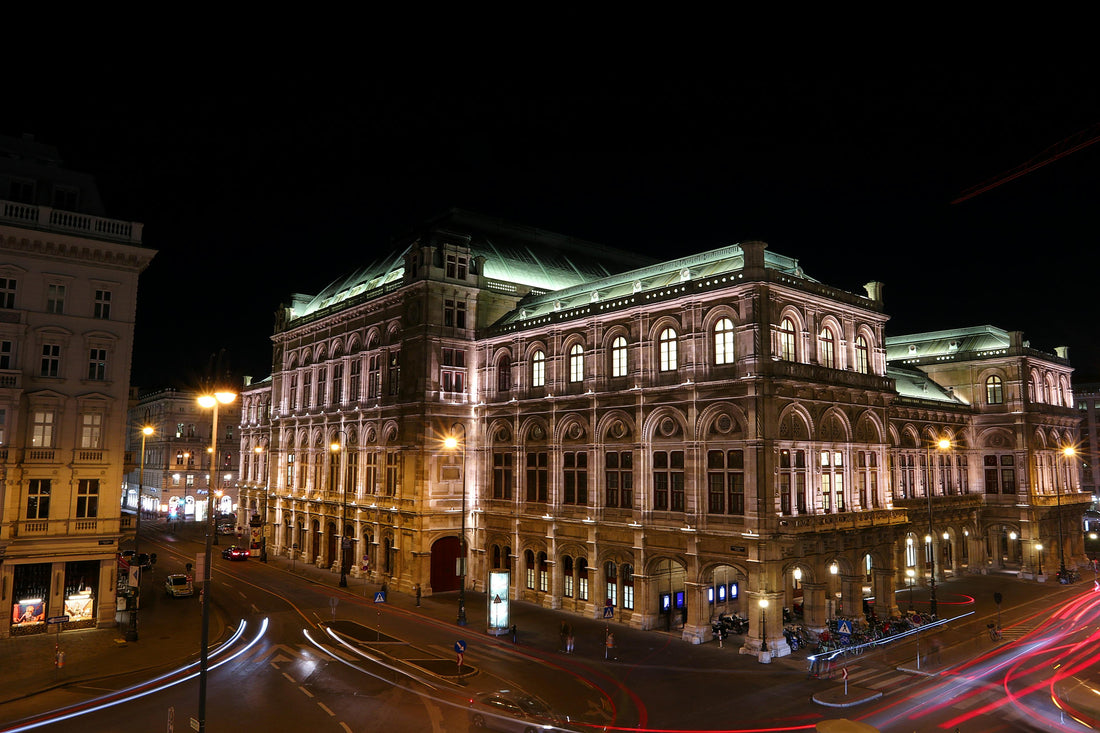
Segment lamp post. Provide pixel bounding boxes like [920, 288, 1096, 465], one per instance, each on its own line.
[330, 431, 350, 587]
[444, 423, 468, 626]
[125, 426, 154, 642]
[1058, 446, 1075, 579]
[906, 568, 915, 612]
[196, 390, 236, 733]
[1036, 543, 1044, 577]
[925, 437, 951, 618]
[255, 445, 268, 562]
[758, 597, 770, 662]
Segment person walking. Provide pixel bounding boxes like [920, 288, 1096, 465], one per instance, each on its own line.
[560, 621, 570, 651]
[510, 624, 517, 644]
[566, 631, 575, 654]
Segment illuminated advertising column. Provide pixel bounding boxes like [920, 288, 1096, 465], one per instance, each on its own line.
[487, 570, 510, 635]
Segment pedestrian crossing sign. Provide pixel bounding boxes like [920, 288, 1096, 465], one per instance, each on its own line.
[374, 591, 386, 603]
[837, 619, 853, 635]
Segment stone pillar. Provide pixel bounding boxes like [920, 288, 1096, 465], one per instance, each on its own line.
[988, 526, 1003, 570]
[683, 581, 709, 644]
[839, 574, 863, 619]
[739, 590, 790, 661]
[872, 567, 899, 619]
[801, 581, 827, 633]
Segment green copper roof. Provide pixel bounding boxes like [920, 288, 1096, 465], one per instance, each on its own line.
[884, 325, 1011, 362]
[494, 243, 816, 326]
[888, 365, 966, 404]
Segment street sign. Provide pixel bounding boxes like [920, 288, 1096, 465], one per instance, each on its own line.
[603, 605, 614, 619]
[374, 591, 387, 603]
[454, 640, 466, 653]
[47, 615, 69, 624]
[836, 619, 853, 635]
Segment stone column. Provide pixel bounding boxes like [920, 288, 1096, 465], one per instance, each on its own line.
[840, 573, 866, 619]
[801, 581, 827, 633]
[872, 567, 899, 619]
[683, 581, 709, 644]
[738, 589, 790, 661]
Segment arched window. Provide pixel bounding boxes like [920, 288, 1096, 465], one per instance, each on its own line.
[622, 564, 635, 610]
[659, 328, 678, 372]
[714, 318, 735, 365]
[986, 375, 1003, 405]
[818, 327, 835, 368]
[569, 343, 584, 383]
[854, 335, 869, 374]
[779, 318, 796, 361]
[497, 354, 511, 392]
[611, 336, 628, 378]
[532, 350, 545, 387]
[524, 549, 536, 589]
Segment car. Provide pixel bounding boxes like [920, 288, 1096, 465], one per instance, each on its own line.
[468, 689, 571, 732]
[165, 574, 194, 597]
[221, 545, 250, 560]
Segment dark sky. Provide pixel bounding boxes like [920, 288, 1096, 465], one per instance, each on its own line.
[9, 53, 1100, 387]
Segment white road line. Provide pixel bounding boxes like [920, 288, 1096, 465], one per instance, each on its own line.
[339, 723, 352, 732]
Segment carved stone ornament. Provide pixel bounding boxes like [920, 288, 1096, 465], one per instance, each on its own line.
[610, 420, 628, 439]
[567, 423, 585, 441]
[530, 424, 546, 441]
[659, 417, 678, 438]
[714, 414, 733, 434]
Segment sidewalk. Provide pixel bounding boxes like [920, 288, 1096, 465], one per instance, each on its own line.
[1, 539, 1091, 714]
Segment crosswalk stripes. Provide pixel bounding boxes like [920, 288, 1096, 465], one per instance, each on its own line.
[824, 661, 915, 694]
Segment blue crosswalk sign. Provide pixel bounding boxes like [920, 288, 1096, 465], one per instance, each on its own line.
[374, 591, 386, 603]
[837, 619, 853, 635]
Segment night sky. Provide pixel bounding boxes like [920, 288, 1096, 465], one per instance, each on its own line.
[8, 53, 1099, 388]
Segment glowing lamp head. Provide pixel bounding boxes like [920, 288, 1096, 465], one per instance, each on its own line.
[1064, 446, 1076, 458]
[936, 438, 951, 451]
[444, 436, 458, 450]
[1036, 543, 1043, 551]
[330, 442, 341, 452]
[142, 426, 154, 436]
[758, 597, 769, 609]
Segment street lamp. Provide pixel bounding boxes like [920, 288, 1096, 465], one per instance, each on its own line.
[906, 568, 915, 611]
[196, 389, 236, 733]
[1058, 446, 1076, 579]
[255, 445, 268, 562]
[125, 425, 154, 642]
[1036, 543, 1044, 577]
[758, 597, 770, 662]
[329, 431, 350, 588]
[444, 423, 468, 626]
[925, 436, 951, 618]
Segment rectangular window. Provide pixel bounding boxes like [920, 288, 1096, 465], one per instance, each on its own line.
[94, 290, 111, 319]
[302, 371, 312, 408]
[563, 451, 588, 505]
[27, 478, 50, 519]
[367, 355, 382, 398]
[364, 452, 378, 495]
[286, 454, 295, 489]
[493, 451, 513, 500]
[441, 348, 467, 393]
[87, 348, 107, 380]
[388, 352, 400, 395]
[331, 362, 343, 404]
[0, 340, 12, 369]
[76, 478, 99, 518]
[525, 451, 548, 502]
[345, 449, 358, 495]
[46, 284, 66, 314]
[349, 359, 361, 402]
[289, 375, 298, 409]
[317, 367, 328, 406]
[40, 344, 60, 377]
[653, 450, 685, 511]
[80, 413, 102, 449]
[605, 451, 633, 508]
[384, 452, 400, 496]
[0, 277, 16, 308]
[31, 411, 54, 447]
[446, 254, 468, 280]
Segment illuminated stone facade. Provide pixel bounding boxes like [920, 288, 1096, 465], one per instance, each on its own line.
[238, 210, 1082, 653]
[0, 134, 153, 637]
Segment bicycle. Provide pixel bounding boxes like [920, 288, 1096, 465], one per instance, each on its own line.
[987, 623, 1002, 641]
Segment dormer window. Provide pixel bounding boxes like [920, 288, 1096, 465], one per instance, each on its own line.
[948, 341, 959, 352]
[908, 344, 917, 355]
[446, 254, 467, 280]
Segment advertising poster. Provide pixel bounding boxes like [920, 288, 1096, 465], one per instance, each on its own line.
[12, 599, 45, 626]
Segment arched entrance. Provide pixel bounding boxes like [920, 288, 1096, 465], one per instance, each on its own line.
[431, 536, 461, 591]
[652, 558, 687, 631]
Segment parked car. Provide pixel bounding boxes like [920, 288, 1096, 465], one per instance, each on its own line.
[165, 574, 194, 597]
[221, 545, 250, 560]
[468, 689, 571, 732]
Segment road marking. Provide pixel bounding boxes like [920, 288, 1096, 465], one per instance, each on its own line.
[299, 686, 314, 698]
[282, 672, 296, 684]
[339, 724, 352, 732]
[317, 703, 335, 716]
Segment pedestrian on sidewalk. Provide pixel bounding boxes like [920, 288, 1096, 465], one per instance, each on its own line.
[560, 621, 570, 651]
[566, 631, 575, 654]
[415, 583, 421, 607]
[510, 624, 517, 644]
